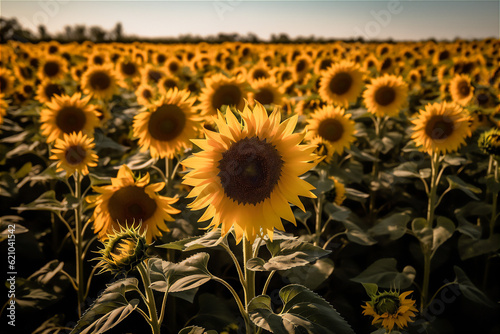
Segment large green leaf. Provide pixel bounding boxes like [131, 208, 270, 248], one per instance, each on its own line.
[369, 211, 411, 240]
[446, 175, 481, 200]
[70, 278, 141, 334]
[248, 284, 354, 334]
[340, 219, 377, 246]
[351, 258, 416, 289]
[156, 229, 225, 252]
[246, 238, 330, 271]
[149, 253, 212, 293]
[458, 234, 500, 260]
[280, 258, 334, 290]
[454, 266, 497, 308]
[431, 216, 455, 254]
[454, 202, 490, 239]
[393, 162, 420, 178]
[178, 326, 218, 334]
[323, 202, 350, 222]
[13, 190, 78, 212]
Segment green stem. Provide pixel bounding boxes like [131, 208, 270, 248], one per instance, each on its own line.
[425, 281, 457, 310]
[369, 116, 383, 219]
[74, 172, 84, 317]
[213, 276, 251, 332]
[243, 237, 256, 334]
[490, 159, 498, 238]
[138, 261, 161, 334]
[165, 157, 172, 196]
[314, 195, 324, 246]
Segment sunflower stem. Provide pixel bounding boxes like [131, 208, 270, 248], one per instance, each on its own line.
[243, 237, 256, 333]
[138, 261, 161, 334]
[314, 195, 324, 246]
[490, 159, 498, 238]
[74, 172, 85, 318]
[165, 157, 172, 196]
[369, 116, 383, 220]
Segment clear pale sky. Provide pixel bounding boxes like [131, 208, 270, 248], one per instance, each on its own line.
[1, 0, 499, 41]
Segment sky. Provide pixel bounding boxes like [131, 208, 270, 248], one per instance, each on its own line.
[1, 0, 499, 41]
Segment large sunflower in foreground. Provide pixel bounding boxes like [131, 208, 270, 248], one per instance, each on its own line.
[87, 165, 180, 242]
[133, 88, 201, 158]
[305, 105, 356, 156]
[81, 65, 118, 100]
[40, 93, 100, 143]
[449, 74, 474, 106]
[318, 61, 364, 107]
[411, 102, 471, 154]
[363, 74, 408, 117]
[50, 131, 98, 177]
[182, 103, 317, 242]
[362, 290, 418, 333]
[198, 73, 247, 115]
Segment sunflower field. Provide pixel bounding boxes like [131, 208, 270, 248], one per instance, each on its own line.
[1, 39, 500, 334]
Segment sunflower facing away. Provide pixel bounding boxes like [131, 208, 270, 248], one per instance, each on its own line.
[411, 102, 472, 154]
[449, 74, 474, 106]
[133, 88, 201, 158]
[40, 93, 100, 143]
[362, 290, 418, 333]
[81, 65, 118, 100]
[363, 74, 408, 117]
[182, 103, 318, 243]
[199, 73, 247, 115]
[50, 131, 98, 177]
[318, 61, 364, 107]
[305, 105, 356, 156]
[87, 165, 180, 242]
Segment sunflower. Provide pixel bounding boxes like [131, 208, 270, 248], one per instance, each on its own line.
[35, 80, 65, 104]
[0, 94, 8, 125]
[411, 102, 472, 154]
[87, 165, 180, 242]
[362, 290, 418, 333]
[248, 78, 284, 108]
[182, 103, 317, 243]
[325, 176, 346, 206]
[133, 88, 201, 159]
[165, 57, 182, 76]
[50, 131, 98, 177]
[305, 105, 356, 156]
[117, 57, 141, 82]
[199, 73, 247, 115]
[0, 68, 15, 96]
[318, 61, 364, 107]
[158, 75, 179, 95]
[38, 56, 67, 80]
[81, 65, 118, 100]
[478, 128, 500, 157]
[135, 82, 156, 106]
[449, 74, 474, 106]
[247, 61, 271, 83]
[40, 93, 100, 143]
[363, 74, 408, 117]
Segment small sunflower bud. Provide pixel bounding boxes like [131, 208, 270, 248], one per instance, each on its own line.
[478, 128, 500, 157]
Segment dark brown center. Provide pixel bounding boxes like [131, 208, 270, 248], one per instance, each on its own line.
[108, 186, 157, 224]
[329, 72, 353, 95]
[147, 104, 186, 141]
[254, 89, 275, 105]
[0, 76, 8, 92]
[252, 69, 268, 80]
[121, 62, 137, 76]
[64, 145, 86, 165]
[148, 69, 163, 83]
[44, 61, 60, 77]
[55, 107, 87, 134]
[44, 84, 63, 100]
[89, 71, 111, 91]
[168, 62, 179, 73]
[374, 86, 396, 106]
[218, 137, 283, 205]
[457, 81, 470, 97]
[425, 115, 454, 140]
[318, 118, 344, 142]
[320, 59, 333, 70]
[211, 84, 243, 111]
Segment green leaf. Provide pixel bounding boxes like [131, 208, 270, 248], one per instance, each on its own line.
[351, 258, 416, 289]
[13, 190, 78, 212]
[149, 253, 212, 293]
[178, 326, 218, 334]
[454, 202, 489, 239]
[411, 218, 432, 245]
[280, 258, 334, 290]
[340, 219, 377, 246]
[14, 162, 32, 179]
[432, 216, 455, 253]
[248, 284, 355, 334]
[369, 212, 410, 240]
[344, 187, 370, 202]
[458, 234, 500, 260]
[393, 162, 420, 178]
[247, 238, 330, 272]
[486, 174, 500, 194]
[157, 229, 225, 252]
[361, 283, 379, 298]
[443, 155, 466, 166]
[454, 266, 497, 308]
[88, 173, 111, 186]
[446, 175, 481, 200]
[311, 178, 335, 196]
[323, 202, 350, 222]
[71, 278, 141, 334]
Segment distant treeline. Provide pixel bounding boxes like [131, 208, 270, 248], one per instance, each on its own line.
[0, 17, 467, 44]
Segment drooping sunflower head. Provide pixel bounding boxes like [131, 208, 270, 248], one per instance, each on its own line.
[478, 128, 500, 157]
[133, 88, 201, 159]
[305, 105, 356, 155]
[95, 224, 149, 276]
[363, 74, 408, 118]
[319, 61, 365, 107]
[362, 288, 418, 333]
[50, 131, 98, 177]
[199, 73, 248, 115]
[81, 65, 118, 100]
[182, 103, 318, 243]
[411, 102, 472, 154]
[449, 74, 474, 106]
[87, 165, 180, 243]
[40, 93, 100, 143]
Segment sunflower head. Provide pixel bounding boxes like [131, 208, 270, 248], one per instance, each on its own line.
[478, 128, 500, 157]
[50, 131, 98, 177]
[325, 176, 346, 206]
[319, 61, 364, 107]
[81, 65, 118, 100]
[362, 285, 418, 333]
[363, 74, 408, 118]
[449, 74, 474, 106]
[96, 224, 150, 276]
[199, 73, 248, 115]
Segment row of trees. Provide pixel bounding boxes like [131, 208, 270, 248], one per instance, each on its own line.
[1, 17, 371, 44]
